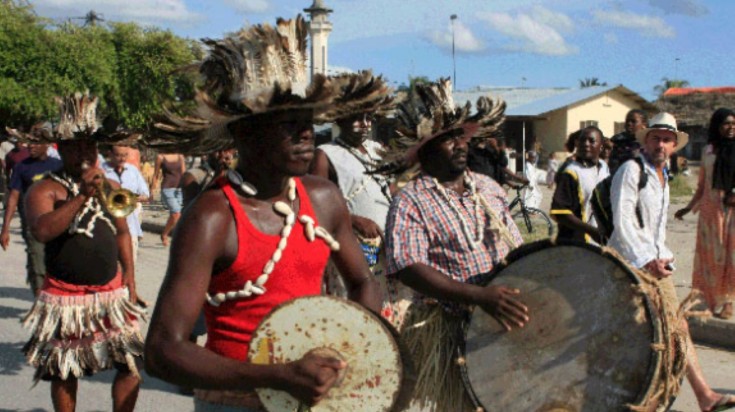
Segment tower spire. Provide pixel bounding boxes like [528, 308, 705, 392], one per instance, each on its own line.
[304, 0, 333, 80]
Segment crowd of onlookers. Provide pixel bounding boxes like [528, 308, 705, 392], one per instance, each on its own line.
[0, 108, 731, 319]
[0, 135, 236, 280]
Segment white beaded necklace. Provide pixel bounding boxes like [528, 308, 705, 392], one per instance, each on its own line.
[206, 178, 341, 307]
[49, 172, 117, 238]
[432, 173, 485, 250]
[432, 172, 519, 250]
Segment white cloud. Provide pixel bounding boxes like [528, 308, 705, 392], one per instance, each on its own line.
[592, 10, 675, 38]
[428, 20, 485, 53]
[33, 0, 201, 23]
[477, 10, 577, 56]
[648, 0, 708, 16]
[223, 0, 269, 14]
[604, 33, 619, 44]
[529, 5, 574, 34]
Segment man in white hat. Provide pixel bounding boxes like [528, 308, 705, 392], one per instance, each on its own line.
[609, 112, 734, 412]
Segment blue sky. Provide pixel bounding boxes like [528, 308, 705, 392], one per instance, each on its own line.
[30, 0, 735, 101]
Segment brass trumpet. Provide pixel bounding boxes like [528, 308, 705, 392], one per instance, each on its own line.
[96, 179, 138, 218]
[81, 161, 138, 218]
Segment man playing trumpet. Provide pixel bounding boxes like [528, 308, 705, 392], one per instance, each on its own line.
[21, 94, 146, 412]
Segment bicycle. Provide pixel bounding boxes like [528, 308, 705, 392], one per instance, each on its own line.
[506, 184, 554, 242]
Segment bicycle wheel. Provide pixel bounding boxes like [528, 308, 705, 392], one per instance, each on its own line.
[512, 207, 554, 243]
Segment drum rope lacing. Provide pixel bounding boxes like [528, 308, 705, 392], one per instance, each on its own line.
[432, 172, 518, 250]
[206, 178, 340, 307]
[48, 172, 117, 238]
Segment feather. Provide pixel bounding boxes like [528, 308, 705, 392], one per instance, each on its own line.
[55, 92, 99, 139]
[145, 15, 395, 155]
[375, 78, 506, 176]
[314, 70, 394, 124]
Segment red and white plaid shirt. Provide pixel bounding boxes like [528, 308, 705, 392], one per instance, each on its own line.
[386, 171, 522, 289]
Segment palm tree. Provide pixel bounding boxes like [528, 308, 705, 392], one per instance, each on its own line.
[654, 77, 690, 97]
[73, 10, 105, 27]
[579, 77, 607, 88]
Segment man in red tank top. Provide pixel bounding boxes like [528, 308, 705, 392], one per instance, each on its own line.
[144, 16, 382, 411]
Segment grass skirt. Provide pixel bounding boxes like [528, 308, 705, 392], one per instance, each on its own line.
[22, 275, 147, 382]
[399, 303, 476, 412]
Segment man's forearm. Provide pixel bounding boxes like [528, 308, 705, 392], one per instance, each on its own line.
[346, 275, 382, 314]
[555, 214, 600, 240]
[1, 190, 19, 232]
[146, 333, 286, 390]
[397, 263, 484, 306]
[116, 231, 134, 279]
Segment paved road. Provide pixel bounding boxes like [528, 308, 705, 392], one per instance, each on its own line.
[1, 220, 733, 411]
[0, 222, 191, 411]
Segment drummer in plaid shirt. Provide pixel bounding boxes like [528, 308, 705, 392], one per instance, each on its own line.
[385, 128, 528, 326]
[387, 171, 521, 291]
[381, 79, 529, 411]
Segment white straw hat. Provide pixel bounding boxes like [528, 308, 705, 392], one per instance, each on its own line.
[635, 112, 689, 152]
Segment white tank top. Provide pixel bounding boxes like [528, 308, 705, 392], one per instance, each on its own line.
[319, 140, 391, 231]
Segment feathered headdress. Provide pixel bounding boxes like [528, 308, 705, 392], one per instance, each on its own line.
[375, 78, 506, 176]
[314, 70, 394, 124]
[6, 92, 139, 145]
[145, 16, 394, 155]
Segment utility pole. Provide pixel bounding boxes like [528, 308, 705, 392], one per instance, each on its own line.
[450, 14, 457, 87]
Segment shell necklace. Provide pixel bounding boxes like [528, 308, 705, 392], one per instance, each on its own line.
[432, 172, 519, 250]
[48, 172, 116, 238]
[206, 178, 340, 307]
[432, 173, 485, 250]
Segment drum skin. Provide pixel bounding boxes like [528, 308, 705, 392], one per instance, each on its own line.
[248, 296, 406, 412]
[462, 241, 662, 412]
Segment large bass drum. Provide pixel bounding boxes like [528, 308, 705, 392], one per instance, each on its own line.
[460, 240, 686, 412]
[248, 295, 414, 412]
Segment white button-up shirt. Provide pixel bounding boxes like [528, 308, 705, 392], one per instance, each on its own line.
[103, 162, 150, 238]
[608, 155, 674, 269]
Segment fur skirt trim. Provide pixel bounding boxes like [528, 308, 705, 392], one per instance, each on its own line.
[22, 285, 146, 382]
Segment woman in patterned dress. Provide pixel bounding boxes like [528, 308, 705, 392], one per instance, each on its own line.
[676, 108, 735, 319]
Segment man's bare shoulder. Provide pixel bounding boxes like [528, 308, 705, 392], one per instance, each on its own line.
[180, 185, 233, 228]
[300, 174, 342, 205]
[189, 184, 229, 210]
[28, 177, 66, 197]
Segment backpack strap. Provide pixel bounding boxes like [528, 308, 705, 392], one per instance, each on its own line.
[631, 157, 647, 229]
[633, 156, 648, 191]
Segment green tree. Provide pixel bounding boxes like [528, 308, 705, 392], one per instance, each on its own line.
[0, 1, 58, 126]
[108, 22, 198, 128]
[74, 10, 106, 27]
[579, 77, 607, 88]
[0, 1, 197, 129]
[653, 77, 690, 97]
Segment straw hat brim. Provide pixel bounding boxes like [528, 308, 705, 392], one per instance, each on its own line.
[635, 127, 689, 152]
[405, 122, 480, 165]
